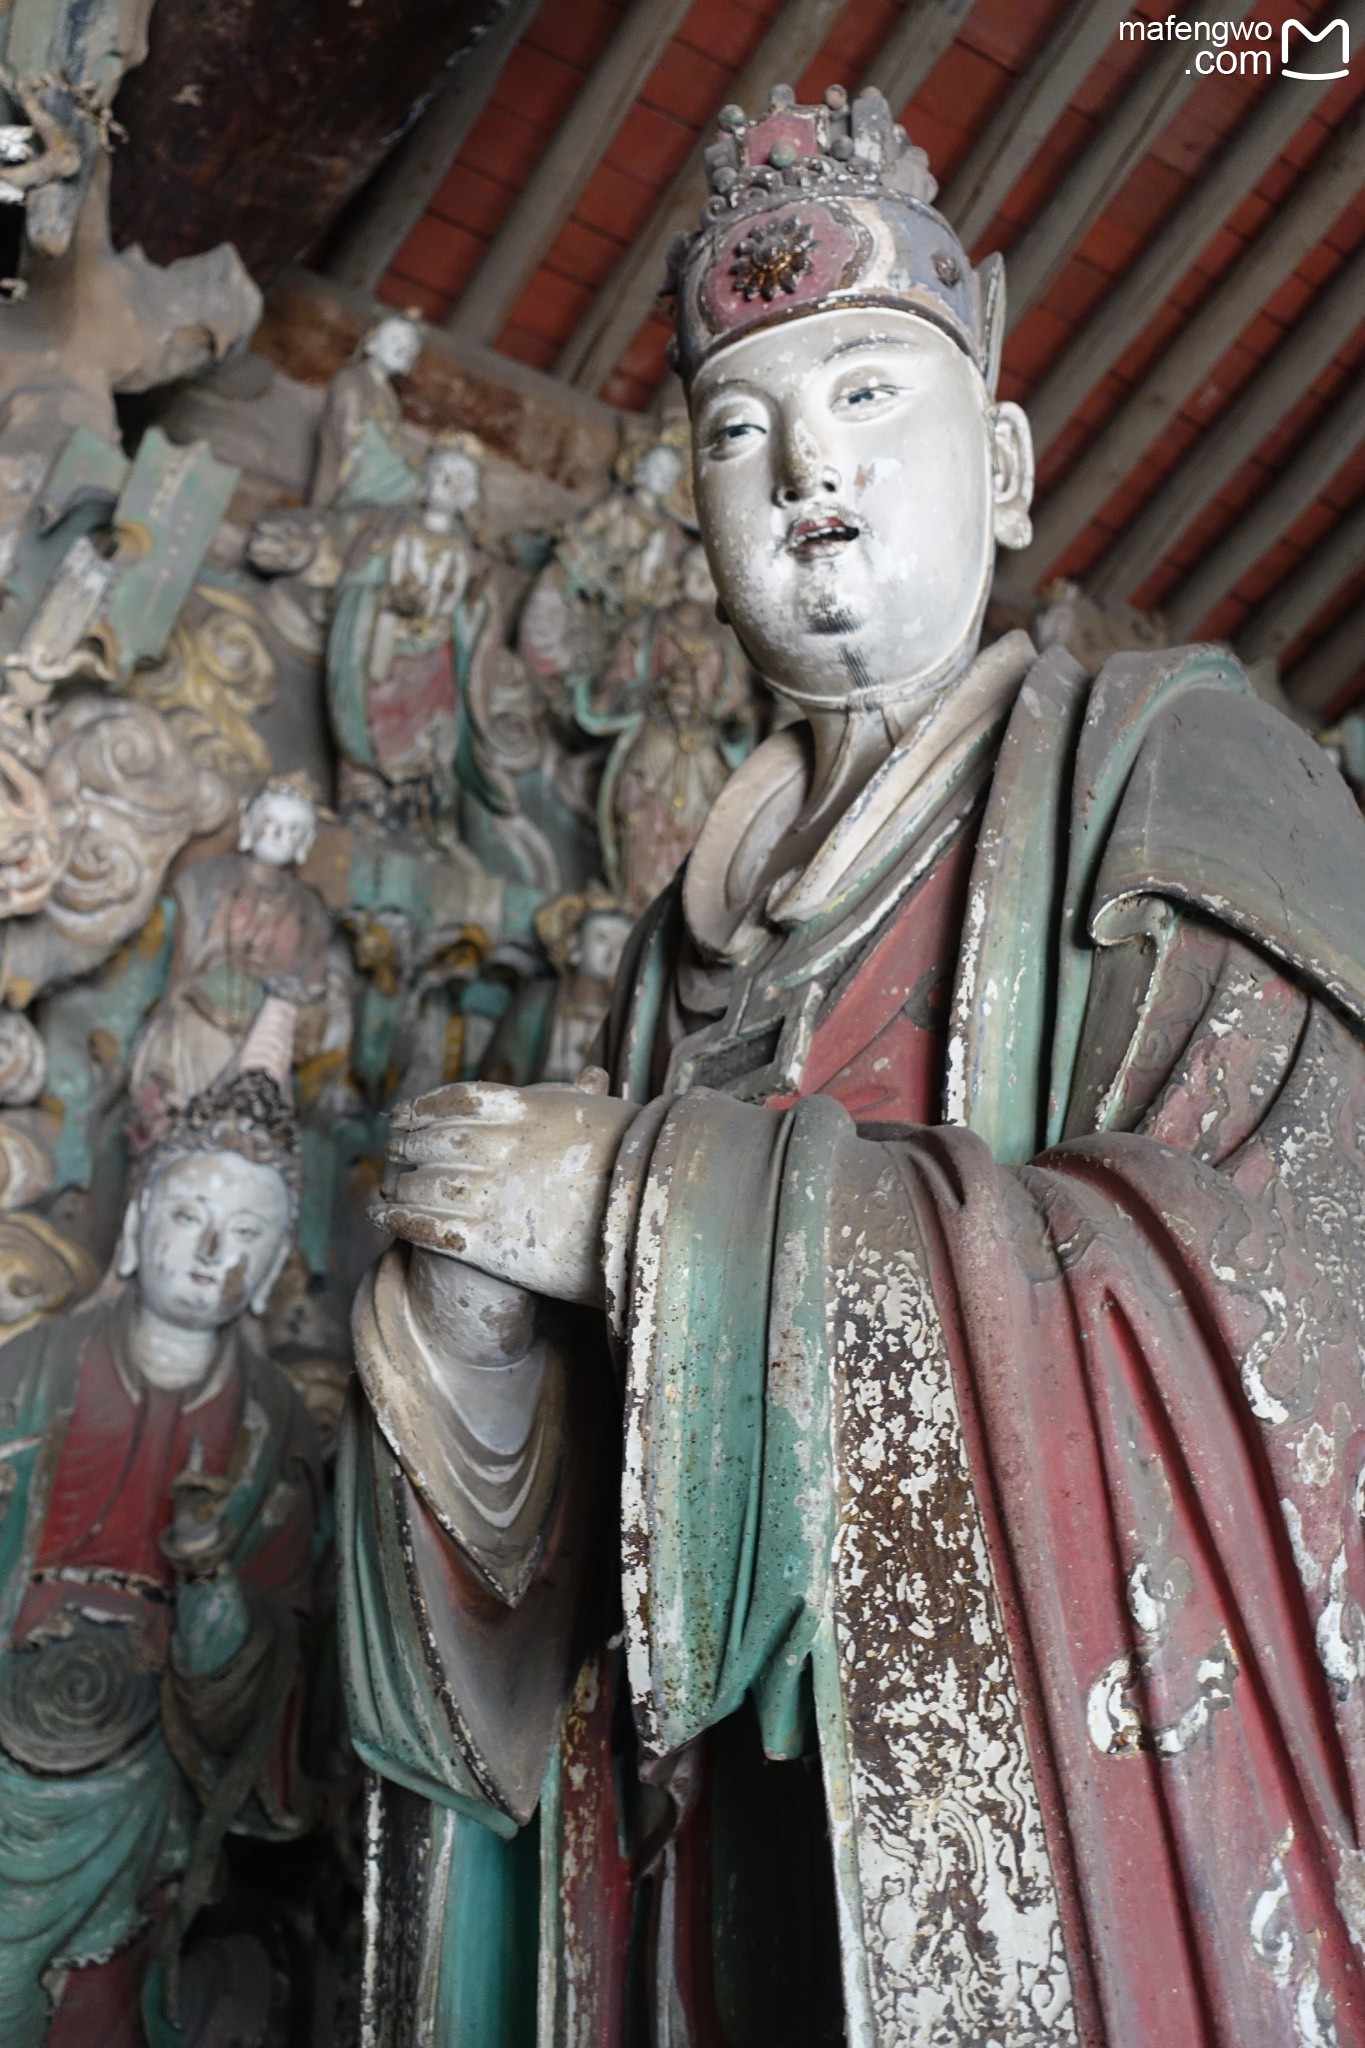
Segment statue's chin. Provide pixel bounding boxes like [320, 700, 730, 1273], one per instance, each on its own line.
[759, 623, 985, 717]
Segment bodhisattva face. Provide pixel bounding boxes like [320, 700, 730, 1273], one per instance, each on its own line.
[239, 789, 317, 868]
[424, 450, 480, 520]
[367, 316, 422, 378]
[691, 306, 1033, 711]
[123, 1152, 293, 1333]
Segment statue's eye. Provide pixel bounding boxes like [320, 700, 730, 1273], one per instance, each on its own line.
[705, 417, 764, 457]
[173, 1208, 198, 1227]
[837, 381, 901, 412]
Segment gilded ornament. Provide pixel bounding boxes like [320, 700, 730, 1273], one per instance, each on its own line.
[730, 216, 815, 301]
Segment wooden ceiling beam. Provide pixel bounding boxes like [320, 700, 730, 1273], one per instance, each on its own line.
[1284, 598, 1365, 716]
[1091, 250, 1365, 608]
[1007, 104, 1365, 591]
[322, 0, 546, 298]
[1004, 0, 1255, 332]
[254, 268, 621, 496]
[861, 0, 982, 123]
[1237, 500, 1365, 666]
[1025, 8, 1365, 456]
[445, 0, 695, 344]
[939, 0, 1115, 252]
[1160, 367, 1365, 640]
[554, 0, 850, 395]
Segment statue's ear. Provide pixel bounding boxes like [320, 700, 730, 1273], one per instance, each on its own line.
[116, 1201, 140, 1280]
[249, 1234, 292, 1319]
[990, 401, 1035, 552]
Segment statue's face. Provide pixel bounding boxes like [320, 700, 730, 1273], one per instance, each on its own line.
[634, 444, 686, 502]
[574, 911, 633, 985]
[133, 1152, 293, 1331]
[690, 306, 1033, 707]
[239, 789, 316, 867]
[247, 514, 315, 578]
[368, 317, 422, 377]
[425, 449, 479, 517]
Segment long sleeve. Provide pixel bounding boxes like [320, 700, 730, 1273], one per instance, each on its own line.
[338, 1253, 613, 1829]
[608, 921, 1365, 2046]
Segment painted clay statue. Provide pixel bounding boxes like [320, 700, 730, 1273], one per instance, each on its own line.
[480, 887, 635, 1085]
[128, 776, 332, 1143]
[0, 1009, 320, 2048]
[585, 544, 764, 914]
[310, 313, 423, 510]
[342, 82, 1365, 2048]
[517, 422, 695, 702]
[326, 435, 486, 837]
[0, 2, 259, 573]
[519, 426, 766, 925]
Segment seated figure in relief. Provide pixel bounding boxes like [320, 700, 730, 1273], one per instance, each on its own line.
[0, 1012, 320, 2048]
[339, 84, 1365, 2048]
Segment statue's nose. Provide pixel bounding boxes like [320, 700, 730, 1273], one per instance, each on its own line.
[774, 409, 839, 506]
[196, 1222, 221, 1263]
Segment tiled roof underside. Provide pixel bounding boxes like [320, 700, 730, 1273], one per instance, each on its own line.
[375, 0, 1365, 712]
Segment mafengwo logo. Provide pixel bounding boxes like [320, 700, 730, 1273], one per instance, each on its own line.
[1118, 15, 1351, 79]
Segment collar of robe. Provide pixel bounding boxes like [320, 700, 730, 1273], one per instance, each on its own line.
[683, 629, 1037, 960]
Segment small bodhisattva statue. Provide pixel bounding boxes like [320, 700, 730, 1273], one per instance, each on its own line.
[0, 1045, 320, 2048]
[341, 85, 1365, 2047]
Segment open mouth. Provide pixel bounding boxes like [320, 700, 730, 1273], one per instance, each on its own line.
[786, 512, 862, 561]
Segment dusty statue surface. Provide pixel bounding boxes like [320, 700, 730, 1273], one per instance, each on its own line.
[0, 1013, 320, 2048]
[342, 82, 1365, 2048]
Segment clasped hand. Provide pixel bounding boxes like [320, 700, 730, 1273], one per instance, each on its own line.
[373, 1073, 636, 1309]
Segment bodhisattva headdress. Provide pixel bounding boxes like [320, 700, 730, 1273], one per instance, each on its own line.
[666, 83, 1005, 393]
[130, 998, 303, 1204]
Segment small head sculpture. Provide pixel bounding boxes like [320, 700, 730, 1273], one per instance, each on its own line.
[246, 510, 319, 580]
[536, 888, 633, 985]
[615, 420, 694, 527]
[117, 1068, 302, 1334]
[575, 906, 633, 986]
[364, 314, 423, 379]
[238, 775, 319, 868]
[670, 85, 1034, 714]
[422, 432, 482, 523]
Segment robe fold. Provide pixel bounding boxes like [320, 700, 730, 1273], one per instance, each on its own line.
[343, 641, 1365, 2045]
[0, 1296, 320, 2047]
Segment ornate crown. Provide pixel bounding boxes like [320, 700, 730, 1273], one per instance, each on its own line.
[136, 1069, 303, 1205]
[666, 85, 1004, 390]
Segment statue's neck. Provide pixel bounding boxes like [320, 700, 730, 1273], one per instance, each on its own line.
[126, 1299, 218, 1394]
[795, 681, 952, 838]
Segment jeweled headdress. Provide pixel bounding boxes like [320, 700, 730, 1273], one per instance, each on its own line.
[666, 84, 1005, 391]
[135, 1069, 303, 1205]
[129, 996, 302, 1201]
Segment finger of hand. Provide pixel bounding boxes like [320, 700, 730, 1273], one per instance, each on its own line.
[369, 1204, 474, 1258]
[386, 1124, 518, 1170]
[390, 1082, 527, 1131]
[378, 1165, 495, 1211]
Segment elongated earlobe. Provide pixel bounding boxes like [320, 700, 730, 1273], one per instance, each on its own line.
[116, 1203, 139, 1281]
[990, 401, 1035, 551]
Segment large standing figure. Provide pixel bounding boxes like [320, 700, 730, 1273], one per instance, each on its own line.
[341, 84, 1365, 2046]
